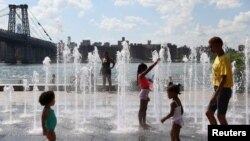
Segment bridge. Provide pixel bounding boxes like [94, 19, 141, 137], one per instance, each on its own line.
[0, 4, 56, 64]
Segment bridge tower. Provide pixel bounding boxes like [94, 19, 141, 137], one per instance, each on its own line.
[8, 5, 16, 33]
[6, 4, 31, 63]
[8, 4, 30, 36]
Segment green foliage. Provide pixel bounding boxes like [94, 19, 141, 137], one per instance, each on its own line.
[226, 49, 245, 75]
[209, 48, 244, 78]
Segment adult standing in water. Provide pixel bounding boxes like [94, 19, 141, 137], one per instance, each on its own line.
[206, 36, 233, 125]
[100, 52, 115, 91]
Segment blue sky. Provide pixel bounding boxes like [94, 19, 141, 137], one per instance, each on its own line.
[0, 0, 249, 48]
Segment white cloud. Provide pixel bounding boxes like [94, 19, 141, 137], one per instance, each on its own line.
[149, 0, 201, 39]
[55, 17, 63, 33]
[68, 0, 92, 17]
[125, 16, 151, 25]
[29, 0, 92, 41]
[99, 17, 136, 31]
[31, 0, 92, 19]
[217, 11, 250, 33]
[113, 0, 133, 6]
[113, 0, 248, 47]
[210, 0, 241, 9]
[190, 11, 250, 48]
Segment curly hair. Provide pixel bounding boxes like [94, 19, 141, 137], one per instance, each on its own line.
[39, 91, 55, 106]
[167, 84, 181, 95]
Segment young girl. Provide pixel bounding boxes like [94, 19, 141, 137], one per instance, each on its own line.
[39, 91, 57, 141]
[161, 84, 184, 141]
[137, 58, 160, 128]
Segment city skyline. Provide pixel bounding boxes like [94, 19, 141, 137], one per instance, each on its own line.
[0, 0, 249, 49]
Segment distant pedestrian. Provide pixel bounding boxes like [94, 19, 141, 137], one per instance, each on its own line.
[100, 52, 115, 91]
[50, 74, 56, 91]
[51, 74, 56, 84]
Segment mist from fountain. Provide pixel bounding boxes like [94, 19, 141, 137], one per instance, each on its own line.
[20, 79, 31, 118]
[28, 71, 42, 135]
[190, 46, 198, 123]
[2, 85, 21, 125]
[231, 61, 238, 124]
[63, 41, 70, 112]
[114, 41, 130, 132]
[200, 52, 209, 131]
[87, 47, 100, 112]
[188, 66, 193, 116]
[80, 67, 89, 123]
[43, 57, 51, 91]
[152, 50, 160, 123]
[166, 46, 172, 80]
[73, 46, 82, 130]
[2, 85, 8, 113]
[56, 42, 61, 117]
[182, 55, 189, 110]
[244, 37, 250, 124]
[152, 47, 166, 123]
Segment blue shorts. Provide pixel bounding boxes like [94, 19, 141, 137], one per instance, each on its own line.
[208, 86, 232, 115]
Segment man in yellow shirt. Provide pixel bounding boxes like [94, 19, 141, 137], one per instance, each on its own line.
[206, 36, 233, 125]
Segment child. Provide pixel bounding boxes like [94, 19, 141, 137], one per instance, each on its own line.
[39, 91, 57, 141]
[161, 84, 184, 141]
[137, 58, 160, 128]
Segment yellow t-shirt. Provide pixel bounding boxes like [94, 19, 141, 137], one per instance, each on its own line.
[212, 54, 233, 88]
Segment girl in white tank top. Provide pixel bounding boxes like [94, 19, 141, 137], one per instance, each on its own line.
[161, 83, 183, 141]
[172, 100, 184, 127]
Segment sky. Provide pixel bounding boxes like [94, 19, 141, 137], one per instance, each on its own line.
[0, 0, 249, 48]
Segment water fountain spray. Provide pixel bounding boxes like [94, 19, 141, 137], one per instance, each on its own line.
[63, 41, 70, 111]
[73, 46, 82, 130]
[182, 55, 189, 110]
[244, 37, 250, 124]
[200, 52, 209, 131]
[43, 56, 51, 91]
[80, 66, 89, 123]
[87, 47, 100, 112]
[190, 46, 198, 123]
[115, 41, 130, 131]
[28, 71, 42, 135]
[20, 79, 31, 118]
[152, 50, 160, 123]
[2, 85, 20, 124]
[231, 61, 238, 124]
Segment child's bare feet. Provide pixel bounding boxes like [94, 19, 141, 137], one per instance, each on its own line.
[144, 123, 151, 128]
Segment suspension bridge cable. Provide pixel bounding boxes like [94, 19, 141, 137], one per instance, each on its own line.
[30, 23, 45, 39]
[15, 11, 44, 39]
[29, 14, 47, 40]
[15, 11, 47, 40]
[0, 13, 8, 18]
[0, 6, 8, 13]
[28, 9, 53, 41]
[28, 10, 51, 41]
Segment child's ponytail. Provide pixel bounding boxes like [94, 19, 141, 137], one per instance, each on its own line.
[167, 83, 181, 95]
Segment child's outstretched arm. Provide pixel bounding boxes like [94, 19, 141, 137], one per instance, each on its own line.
[140, 58, 160, 77]
[161, 102, 176, 123]
[41, 109, 49, 136]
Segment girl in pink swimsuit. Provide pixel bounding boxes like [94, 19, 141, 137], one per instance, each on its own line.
[161, 83, 184, 141]
[137, 58, 160, 129]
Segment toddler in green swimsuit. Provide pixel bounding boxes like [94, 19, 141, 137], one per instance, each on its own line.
[39, 91, 57, 141]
